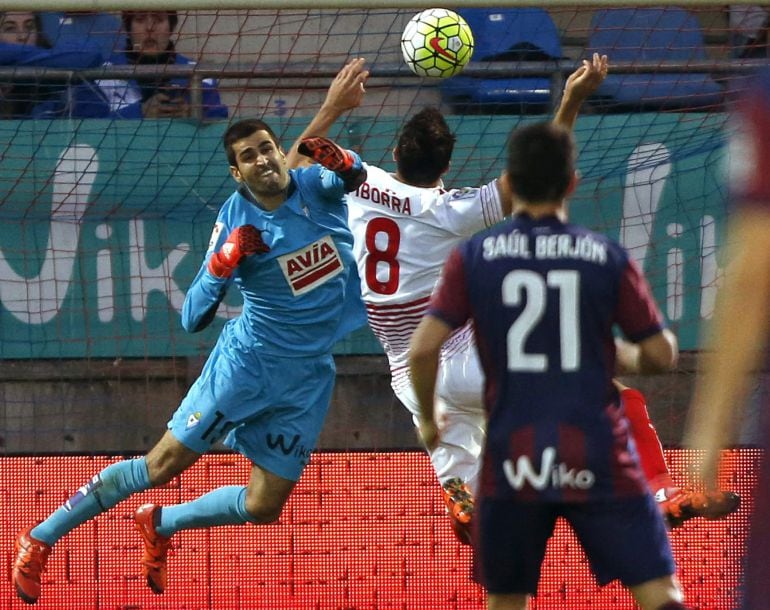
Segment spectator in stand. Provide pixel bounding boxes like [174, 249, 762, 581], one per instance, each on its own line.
[40, 11, 123, 62]
[0, 11, 102, 119]
[0, 11, 43, 46]
[70, 10, 227, 120]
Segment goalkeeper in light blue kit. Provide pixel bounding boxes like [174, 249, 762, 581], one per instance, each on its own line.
[12, 119, 367, 605]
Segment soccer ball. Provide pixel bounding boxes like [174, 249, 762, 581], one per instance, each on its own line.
[401, 8, 474, 79]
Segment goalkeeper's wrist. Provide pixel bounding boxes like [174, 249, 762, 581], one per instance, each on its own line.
[207, 252, 235, 278]
[339, 153, 367, 192]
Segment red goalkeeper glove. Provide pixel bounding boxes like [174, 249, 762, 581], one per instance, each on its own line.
[298, 136, 367, 191]
[207, 225, 270, 278]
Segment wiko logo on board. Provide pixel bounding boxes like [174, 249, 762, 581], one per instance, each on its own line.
[503, 447, 595, 491]
[0, 144, 194, 326]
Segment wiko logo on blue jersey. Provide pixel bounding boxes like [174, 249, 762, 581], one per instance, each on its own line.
[64, 474, 104, 511]
[503, 447, 595, 491]
[277, 235, 343, 296]
[267, 433, 311, 461]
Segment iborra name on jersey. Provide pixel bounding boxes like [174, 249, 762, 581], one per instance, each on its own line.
[483, 230, 607, 264]
[354, 182, 413, 215]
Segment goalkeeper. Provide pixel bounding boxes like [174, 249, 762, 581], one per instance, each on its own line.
[12, 120, 367, 604]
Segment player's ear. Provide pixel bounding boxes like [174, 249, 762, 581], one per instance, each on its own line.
[498, 170, 514, 216]
[229, 165, 243, 183]
[566, 170, 580, 197]
[392, 147, 398, 163]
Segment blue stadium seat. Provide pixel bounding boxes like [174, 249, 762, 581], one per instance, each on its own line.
[440, 8, 563, 114]
[587, 7, 724, 111]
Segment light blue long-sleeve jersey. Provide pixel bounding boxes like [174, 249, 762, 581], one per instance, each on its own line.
[182, 163, 366, 356]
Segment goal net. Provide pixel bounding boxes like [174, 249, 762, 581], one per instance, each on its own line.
[0, 5, 743, 430]
[0, 4, 755, 609]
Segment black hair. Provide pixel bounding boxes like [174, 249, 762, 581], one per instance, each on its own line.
[395, 107, 455, 186]
[506, 122, 574, 204]
[122, 10, 178, 33]
[223, 119, 281, 166]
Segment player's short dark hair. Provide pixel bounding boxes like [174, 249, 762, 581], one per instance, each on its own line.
[506, 122, 574, 204]
[122, 11, 178, 33]
[395, 107, 455, 186]
[223, 119, 281, 166]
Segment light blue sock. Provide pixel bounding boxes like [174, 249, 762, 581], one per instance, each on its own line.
[157, 485, 254, 537]
[31, 457, 151, 546]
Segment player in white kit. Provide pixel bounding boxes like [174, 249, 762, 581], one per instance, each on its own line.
[289, 56, 608, 543]
[349, 159, 502, 540]
[290, 55, 608, 542]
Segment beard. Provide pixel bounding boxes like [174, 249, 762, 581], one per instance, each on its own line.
[246, 165, 289, 197]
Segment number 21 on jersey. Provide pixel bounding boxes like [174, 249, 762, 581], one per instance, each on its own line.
[504, 269, 580, 372]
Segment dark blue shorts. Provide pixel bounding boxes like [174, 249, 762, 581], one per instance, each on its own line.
[475, 493, 675, 594]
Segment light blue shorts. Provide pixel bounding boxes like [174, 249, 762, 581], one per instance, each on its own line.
[168, 334, 335, 481]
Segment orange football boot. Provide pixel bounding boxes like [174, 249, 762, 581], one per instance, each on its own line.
[657, 487, 741, 528]
[13, 527, 52, 605]
[134, 503, 172, 594]
[441, 477, 474, 545]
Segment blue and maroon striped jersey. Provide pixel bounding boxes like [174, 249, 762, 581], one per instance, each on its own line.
[428, 213, 666, 502]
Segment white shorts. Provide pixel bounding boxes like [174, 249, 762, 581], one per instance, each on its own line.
[395, 341, 486, 493]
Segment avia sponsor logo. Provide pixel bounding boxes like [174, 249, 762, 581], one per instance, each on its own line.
[266, 433, 312, 463]
[64, 474, 104, 511]
[503, 447, 595, 491]
[278, 235, 343, 296]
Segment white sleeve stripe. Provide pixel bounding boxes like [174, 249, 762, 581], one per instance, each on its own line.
[480, 180, 504, 227]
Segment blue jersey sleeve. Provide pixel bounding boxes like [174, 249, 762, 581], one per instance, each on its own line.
[181, 217, 233, 333]
[295, 152, 363, 202]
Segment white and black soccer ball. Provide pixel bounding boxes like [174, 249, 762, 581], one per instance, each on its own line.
[401, 8, 474, 79]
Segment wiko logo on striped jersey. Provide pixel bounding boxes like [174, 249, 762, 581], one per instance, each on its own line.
[277, 235, 343, 296]
[503, 447, 595, 491]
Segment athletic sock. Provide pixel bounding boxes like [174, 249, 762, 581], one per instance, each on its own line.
[621, 387, 673, 489]
[31, 457, 151, 546]
[157, 485, 255, 537]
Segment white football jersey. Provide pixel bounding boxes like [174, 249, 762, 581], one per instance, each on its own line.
[347, 163, 504, 390]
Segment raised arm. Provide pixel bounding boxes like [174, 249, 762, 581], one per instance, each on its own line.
[500, 54, 608, 216]
[552, 53, 608, 132]
[286, 57, 369, 168]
